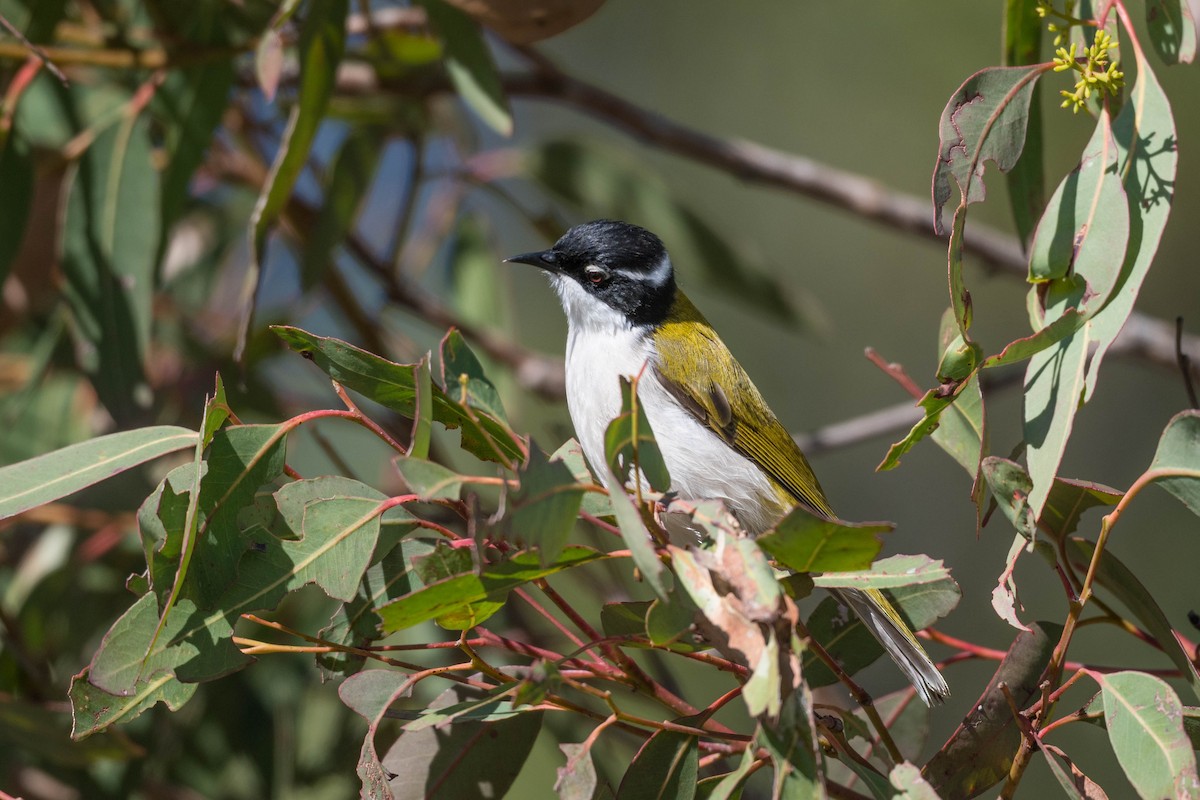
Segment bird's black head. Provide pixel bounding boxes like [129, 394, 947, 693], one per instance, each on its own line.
[505, 220, 676, 327]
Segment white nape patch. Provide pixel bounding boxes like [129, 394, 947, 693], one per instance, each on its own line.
[615, 252, 672, 287]
[552, 274, 786, 535]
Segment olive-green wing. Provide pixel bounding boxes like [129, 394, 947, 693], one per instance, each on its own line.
[651, 295, 834, 519]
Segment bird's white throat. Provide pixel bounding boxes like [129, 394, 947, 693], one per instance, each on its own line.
[549, 275, 785, 534]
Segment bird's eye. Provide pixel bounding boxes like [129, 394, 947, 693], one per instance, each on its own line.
[584, 265, 609, 284]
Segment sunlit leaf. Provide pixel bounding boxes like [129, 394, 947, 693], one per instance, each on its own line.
[0, 426, 197, 520]
[756, 505, 889, 574]
[1093, 671, 1200, 799]
[811, 555, 951, 590]
[1146, 0, 1199, 65]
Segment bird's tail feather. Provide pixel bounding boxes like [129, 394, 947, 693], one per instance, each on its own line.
[829, 587, 949, 707]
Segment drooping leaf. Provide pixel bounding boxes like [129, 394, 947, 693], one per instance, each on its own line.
[339, 669, 415, 799]
[1146, 0, 1199, 65]
[1093, 670, 1200, 799]
[0, 426, 197, 520]
[414, 0, 512, 136]
[932, 65, 1047, 232]
[1083, 56, 1177, 401]
[756, 505, 889, 574]
[60, 112, 161, 422]
[376, 546, 605, 632]
[1148, 410, 1200, 515]
[616, 726, 699, 800]
[923, 622, 1060, 799]
[1041, 477, 1122, 539]
[238, 0, 348, 360]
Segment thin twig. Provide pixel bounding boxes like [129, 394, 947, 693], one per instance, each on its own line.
[0, 13, 68, 84]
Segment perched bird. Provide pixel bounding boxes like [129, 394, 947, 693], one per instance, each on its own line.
[506, 219, 949, 705]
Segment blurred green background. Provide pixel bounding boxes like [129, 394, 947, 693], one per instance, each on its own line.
[1, 0, 1198, 796]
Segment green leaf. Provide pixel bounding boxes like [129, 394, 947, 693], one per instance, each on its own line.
[757, 506, 889, 574]
[1002, 0, 1046, 248]
[1028, 111, 1128, 308]
[757, 688, 824, 798]
[339, 669, 413, 799]
[60, 112, 160, 422]
[981, 308, 1085, 370]
[0, 426, 197, 520]
[1023, 307, 1088, 518]
[803, 578, 960, 687]
[439, 328, 510, 425]
[890, 763, 942, 800]
[238, 0, 348, 360]
[617, 727, 699, 800]
[411, 355, 433, 460]
[80, 471, 382, 721]
[377, 546, 605, 633]
[878, 380, 971, 471]
[932, 371, 986, 478]
[502, 445, 586, 565]
[550, 438, 611, 516]
[924, 622, 1060, 799]
[932, 65, 1046, 233]
[605, 463, 669, 602]
[529, 139, 802, 322]
[301, 127, 383, 290]
[1083, 56, 1177, 402]
[274, 326, 524, 463]
[811, 555, 951, 590]
[1041, 477, 1122, 539]
[415, 0, 512, 136]
[646, 592, 700, 649]
[0, 132, 32, 284]
[1146, 0, 1199, 65]
[382, 685, 542, 800]
[70, 666, 198, 741]
[1148, 410, 1200, 515]
[696, 747, 756, 800]
[393, 456, 464, 501]
[1094, 671, 1200, 799]
[605, 376, 671, 494]
[1062, 537, 1200, 703]
[317, 535, 431, 678]
[981, 456, 1037, 539]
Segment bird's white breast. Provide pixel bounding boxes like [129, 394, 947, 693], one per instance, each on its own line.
[554, 278, 785, 534]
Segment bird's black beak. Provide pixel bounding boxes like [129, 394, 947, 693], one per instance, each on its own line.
[504, 250, 557, 270]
